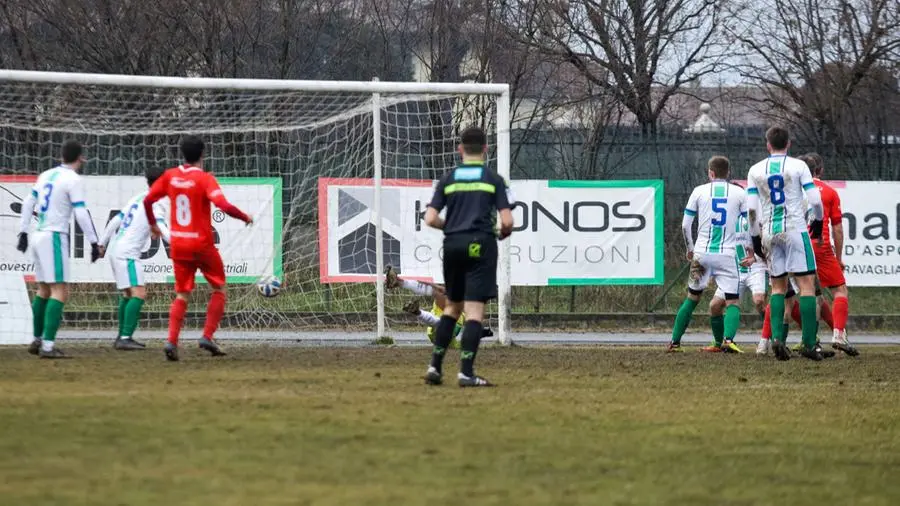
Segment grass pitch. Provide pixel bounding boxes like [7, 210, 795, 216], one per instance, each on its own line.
[1, 344, 899, 506]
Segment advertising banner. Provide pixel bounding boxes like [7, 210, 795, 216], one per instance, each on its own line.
[0, 176, 282, 283]
[318, 178, 664, 286]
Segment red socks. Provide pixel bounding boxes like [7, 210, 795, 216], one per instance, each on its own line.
[832, 296, 848, 331]
[168, 298, 188, 346]
[203, 291, 226, 339]
[762, 304, 772, 339]
[790, 300, 802, 328]
[819, 299, 834, 329]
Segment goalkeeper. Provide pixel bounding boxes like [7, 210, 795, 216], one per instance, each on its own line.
[98, 166, 170, 350]
[384, 265, 493, 348]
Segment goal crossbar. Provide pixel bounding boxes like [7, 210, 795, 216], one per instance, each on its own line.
[0, 69, 509, 95]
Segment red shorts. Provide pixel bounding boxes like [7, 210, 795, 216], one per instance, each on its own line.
[172, 247, 226, 293]
[814, 248, 846, 288]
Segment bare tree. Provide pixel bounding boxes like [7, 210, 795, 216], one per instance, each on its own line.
[501, 0, 733, 136]
[728, 0, 900, 157]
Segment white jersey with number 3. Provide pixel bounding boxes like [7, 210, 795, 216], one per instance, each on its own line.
[746, 155, 815, 241]
[30, 165, 87, 233]
[108, 192, 169, 259]
[684, 180, 748, 255]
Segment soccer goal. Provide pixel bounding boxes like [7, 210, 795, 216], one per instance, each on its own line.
[0, 70, 512, 346]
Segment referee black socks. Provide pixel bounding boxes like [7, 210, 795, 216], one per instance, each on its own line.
[460, 319, 484, 377]
[429, 315, 458, 374]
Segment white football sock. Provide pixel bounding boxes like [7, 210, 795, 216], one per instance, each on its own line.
[41, 339, 54, 352]
[400, 279, 434, 297]
[417, 310, 441, 327]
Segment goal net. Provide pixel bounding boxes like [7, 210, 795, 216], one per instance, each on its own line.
[0, 71, 511, 346]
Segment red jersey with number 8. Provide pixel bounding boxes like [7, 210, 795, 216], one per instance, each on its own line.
[145, 164, 250, 260]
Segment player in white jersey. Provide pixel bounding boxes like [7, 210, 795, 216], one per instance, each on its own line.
[668, 157, 752, 353]
[746, 126, 825, 361]
[16, 140, 101, 359]
[98, 167, 170, 351]
[710, 187, 768, 350]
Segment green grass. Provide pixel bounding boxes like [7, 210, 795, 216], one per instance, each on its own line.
[1, 345, 899, 505]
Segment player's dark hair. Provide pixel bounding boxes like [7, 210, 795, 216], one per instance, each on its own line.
[804, 152, 825, 176]
[145, 166, 166, 187]
[61, 140, 82, 164]
[459, 126, 487, 156]
[798, 154, 815, 171]
[708, 155, 730, 178]
[766, 126, 790, 150]
[180, 135, 205, 164]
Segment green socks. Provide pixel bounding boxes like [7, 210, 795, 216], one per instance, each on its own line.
[117, 296, 129, 337]
[121, 298, 144, 338]
[710, 315, 724, 346]
[799, 296, 818, 349]
[671, 298, 699, 344]
[770, 294, 786, 343]
[43, 298, 64, 342]
[724, 305, 741, 340]
[32, 296, 48, 339]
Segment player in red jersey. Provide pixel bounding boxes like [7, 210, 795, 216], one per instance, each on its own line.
[799, 153, 857, 355]
[143, 136, 253, 361]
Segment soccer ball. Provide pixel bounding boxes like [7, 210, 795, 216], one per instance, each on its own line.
[256, 276, 282, 297]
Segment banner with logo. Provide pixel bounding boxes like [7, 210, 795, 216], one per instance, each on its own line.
[832, 181, 900, 286]
[733, 179, 900, 287]
[0, 176, 282, 283]
[317, 178, 664, 286]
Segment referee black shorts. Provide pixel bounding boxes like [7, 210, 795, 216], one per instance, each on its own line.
[442, 233, 498, 303]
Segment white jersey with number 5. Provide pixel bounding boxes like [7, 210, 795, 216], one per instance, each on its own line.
[108, 192, 170, 259]
[30, 165, 88, 233]
[745, 155, 815, 241]
[684, 180, 748, 255]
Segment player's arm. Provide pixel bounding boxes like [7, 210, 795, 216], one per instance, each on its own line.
[143, 170, 169, 237]
[99, 211, 123, 248]
[494, 174, 514, 240]
[739, 195, 755, 266]
[681, 189, 698, 259]
[800, 166, 824, 240]
[746, 177, 765, 257]
[16, 186, 37, 252]
[425, 175, 448, 230]
[831, 190, 844, 265]
[153, 203, 171, 243]
[206, 175, 252, 224]
[70, 176, 101, 262]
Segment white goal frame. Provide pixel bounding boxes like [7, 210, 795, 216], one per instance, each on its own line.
[0, 69, 513, 345]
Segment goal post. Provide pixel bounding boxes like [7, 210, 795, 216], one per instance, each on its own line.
[0, 69, 512, 346]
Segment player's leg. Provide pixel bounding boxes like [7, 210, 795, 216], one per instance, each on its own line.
[790, 232, 823, 360]
[34, 232, 70, 358]
[110, 257, 129, 341]
[767, 242, 792, 360]
[747, 269, 770, 355]
[111, 257, 144, 349]
[456, 237, 498, 387]
[708, 289, 727, 349]
[117, 273, 148, 350]
[714, 256, 743, 353]
[668, 256, 708, 352]
[28, 283, 50, 355]
[166, 259, 196, 361]
[829, 284, 856, 355]
[817, 252, 856, 355]
[424, 239, 466, 385]
[198, 248, 228, 356]
[117, 290, 130, 340]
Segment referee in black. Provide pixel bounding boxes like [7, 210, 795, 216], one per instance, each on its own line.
[423, 126, 514, 387]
